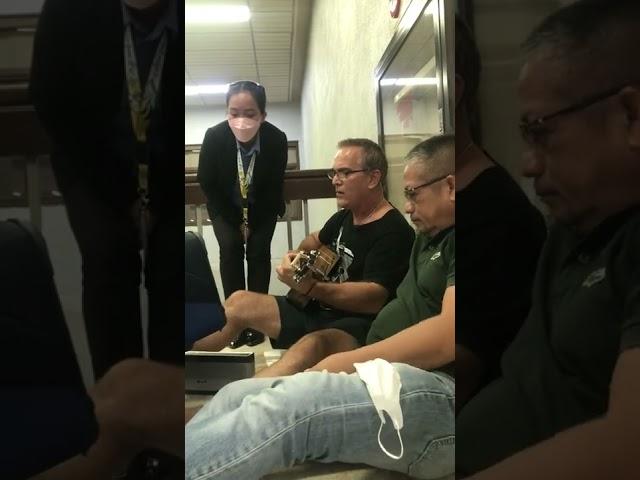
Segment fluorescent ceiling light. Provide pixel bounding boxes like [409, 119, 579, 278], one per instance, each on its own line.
[186, 84, 229, 96]
[380, 77, 438, 87]
[185, 5, 251, 24]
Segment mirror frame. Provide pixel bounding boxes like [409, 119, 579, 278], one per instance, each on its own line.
[374, 0, 453, 152]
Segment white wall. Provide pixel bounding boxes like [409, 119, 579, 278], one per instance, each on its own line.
[474, 0, 563, 217]
[300, 0, 412, 232]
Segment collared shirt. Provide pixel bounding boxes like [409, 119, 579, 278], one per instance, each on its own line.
[236, 132, 261, 173]
[114, 0, 176, 206]
[121, 0, 178, 85]
[121, 0, 179, 39]
[365, 226, 456, 376]
[457, 206, 640, 474]
[232, 133, 261, 208]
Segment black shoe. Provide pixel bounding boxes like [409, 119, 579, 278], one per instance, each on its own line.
[124, 450, 184, 480]
[229, 329, 264, 348]
[245, 328, 264, 346]
[228, 329, 248, 349]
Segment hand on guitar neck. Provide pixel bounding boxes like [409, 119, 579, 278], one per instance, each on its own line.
[277, 246, 340, 309]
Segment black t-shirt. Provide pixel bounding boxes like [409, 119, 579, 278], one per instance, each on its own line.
[318, 208, 415, 300]
[456, 165, 547, 384]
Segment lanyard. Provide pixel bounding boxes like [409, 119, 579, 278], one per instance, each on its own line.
[237, 148, 257, 226]
[124, 24, 168, 207]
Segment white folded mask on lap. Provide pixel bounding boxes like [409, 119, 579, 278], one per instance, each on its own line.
[354, 358, 404, 460]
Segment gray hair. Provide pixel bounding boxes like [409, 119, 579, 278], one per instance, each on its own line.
[405, 135, 455, 179]
[523, 0, 640, 87]
[337, 138, 388, 188]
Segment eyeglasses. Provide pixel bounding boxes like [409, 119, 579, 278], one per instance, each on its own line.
[326, 168, 369, 181]
[519, 85, 624, 147]
[403, 174, 449, 201]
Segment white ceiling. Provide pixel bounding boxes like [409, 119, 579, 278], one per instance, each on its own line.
[185, 0, 311, 108]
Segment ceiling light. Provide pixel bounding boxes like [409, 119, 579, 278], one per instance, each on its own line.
[185, 84, 229, 96]
[185, 5, 251, 24]
[380, 77, 438, 87]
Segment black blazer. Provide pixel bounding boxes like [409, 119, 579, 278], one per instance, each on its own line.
[198, 120, 288, 228]
[30, 0, 185, 213]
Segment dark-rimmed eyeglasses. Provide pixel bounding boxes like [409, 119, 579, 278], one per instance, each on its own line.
[326, 168, 369, 181]
[403, 174, 449, 201]
[519, 85, 624, 146]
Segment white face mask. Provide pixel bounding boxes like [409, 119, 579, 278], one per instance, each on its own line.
[354, 358, 404, 460]
[227, 117, 261, 143]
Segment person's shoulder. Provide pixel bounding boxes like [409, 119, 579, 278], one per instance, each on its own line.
[437, 228, 456, 261]
[609, 206, 640, 258]
[328, 208, 350, 224]
[466, 165, 524, 200]
[209, 120, 232, 136]
[380, 207, 414, 232]
[260, 121, 287, 142]
[461, 164, 545, 228]
[40, 0, 119, 33]
[319, 209, 350, 236]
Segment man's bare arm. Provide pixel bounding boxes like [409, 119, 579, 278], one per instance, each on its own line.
[31, 360, 184, 480]
[309, 281, 389, 314]
[467, 348, 640, 480]
[310, 286, 455, 373]
[297, 231, 322, 252]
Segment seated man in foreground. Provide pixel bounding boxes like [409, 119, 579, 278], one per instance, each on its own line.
[454, 15, 547, 409]
[458, 1, 640, 478]
[194, 138, 415, 377]
[185, 135, 456, 480]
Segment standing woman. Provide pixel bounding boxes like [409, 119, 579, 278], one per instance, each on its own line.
[198, 81, 288, 346]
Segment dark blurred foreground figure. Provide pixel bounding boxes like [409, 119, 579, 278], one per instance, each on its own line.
[458, 1, 640, 478]
[454, 16, 547, 409]
[0, 220, 183, 480]
[30, 0, 185, 381]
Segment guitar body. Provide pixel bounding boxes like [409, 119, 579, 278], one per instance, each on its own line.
[286, 245, 340, 309]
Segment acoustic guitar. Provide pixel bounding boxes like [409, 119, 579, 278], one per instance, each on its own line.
[286, 245, 340, 309]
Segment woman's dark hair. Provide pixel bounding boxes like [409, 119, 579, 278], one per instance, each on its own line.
[226, 80, 267, 114]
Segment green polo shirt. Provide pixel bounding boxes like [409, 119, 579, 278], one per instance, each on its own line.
[366, 226, 455, 345]
[457, 207, 640, 475]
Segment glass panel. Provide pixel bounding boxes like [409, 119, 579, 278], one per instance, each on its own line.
[379, 0, 445, 210]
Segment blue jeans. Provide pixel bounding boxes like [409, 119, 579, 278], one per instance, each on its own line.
[185, 363, 455, 479]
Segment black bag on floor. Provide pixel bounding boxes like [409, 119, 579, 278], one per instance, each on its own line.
[184, 231, 225, 350]
[0, 219, 98, 479]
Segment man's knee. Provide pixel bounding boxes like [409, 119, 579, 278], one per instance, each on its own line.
[224, 290, 256, 328]
[296, 329, 355, 359]
[295, 331, 331, 360]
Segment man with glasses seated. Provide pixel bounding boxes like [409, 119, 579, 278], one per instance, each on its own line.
[193, 138, 415, 377]
[458, 1, 640, 478]
[185, 135, 456, 480]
